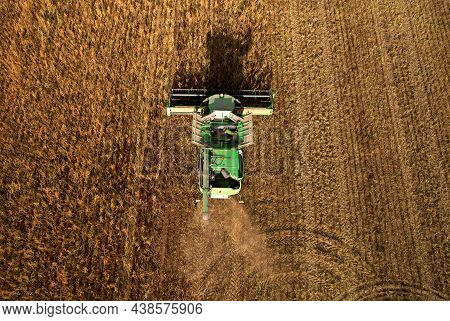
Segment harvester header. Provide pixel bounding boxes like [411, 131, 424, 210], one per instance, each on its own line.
[168, 89, 273, 116]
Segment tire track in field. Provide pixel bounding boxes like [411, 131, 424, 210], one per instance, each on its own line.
[273, 0, 371, 299]
[371, 0, 448, 295]
[265, 226, 376, 275]
[339, 280, 448, 300]
[402, 0, 449, 171]
[324, 0, 390, 282]
[323, 0, 428, 289]
[239, 0, 377, 300]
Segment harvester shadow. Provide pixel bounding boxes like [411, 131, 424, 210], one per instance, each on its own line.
[205, 29, 252, 90]
[173, 29, 270, 90]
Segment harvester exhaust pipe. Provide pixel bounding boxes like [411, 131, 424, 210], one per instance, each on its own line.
[202, 148, 210, 221]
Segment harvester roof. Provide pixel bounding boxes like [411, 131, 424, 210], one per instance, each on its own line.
[207, 94, 236, 112]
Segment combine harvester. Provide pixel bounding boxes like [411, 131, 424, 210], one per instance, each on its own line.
[167, 89, 273, 220]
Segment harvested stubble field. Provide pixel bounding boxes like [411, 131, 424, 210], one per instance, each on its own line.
[0, 0, 448, 300]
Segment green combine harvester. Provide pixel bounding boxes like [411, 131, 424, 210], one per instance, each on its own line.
[167, 89, 273, 220]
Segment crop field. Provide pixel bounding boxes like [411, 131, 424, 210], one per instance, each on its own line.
[1, 0, 448, 300]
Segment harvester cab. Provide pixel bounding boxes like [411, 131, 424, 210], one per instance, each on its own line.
[167, 89, 273, 220]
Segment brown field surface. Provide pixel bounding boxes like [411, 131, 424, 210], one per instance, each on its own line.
[1, 0, 448, 300]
